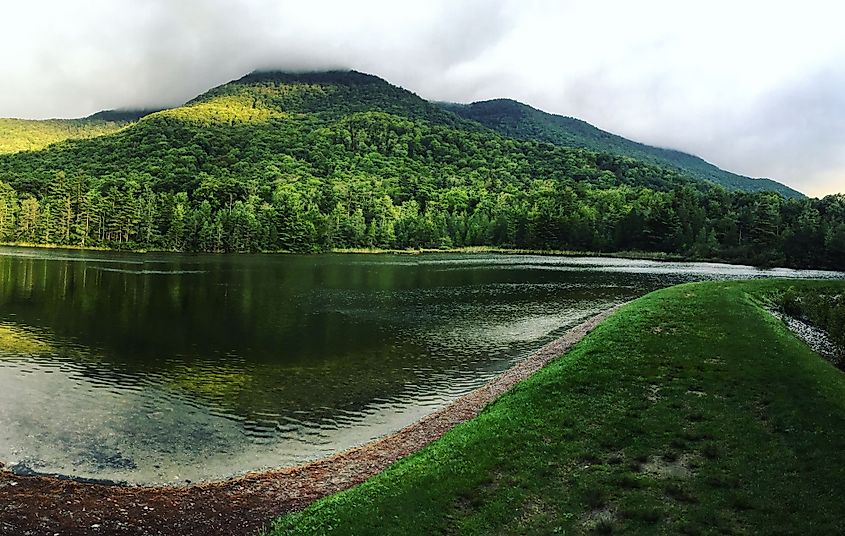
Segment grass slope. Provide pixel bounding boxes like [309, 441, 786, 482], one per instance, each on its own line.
[270, 279, 845, 535]
[442, 99, 802, 198]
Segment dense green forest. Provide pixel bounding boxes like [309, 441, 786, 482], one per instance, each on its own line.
[0, 71, 841, 269]
[441, 99, 802, 198]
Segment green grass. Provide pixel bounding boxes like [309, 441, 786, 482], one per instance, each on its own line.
[269, 279, 845, 535]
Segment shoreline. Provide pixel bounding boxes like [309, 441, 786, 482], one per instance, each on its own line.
[0, 241, 818, 271]
[0, 241, 685, 261]
[2, 243, 843, 292]
[329, 246, 685, 262]
[0, 305, 624, 536]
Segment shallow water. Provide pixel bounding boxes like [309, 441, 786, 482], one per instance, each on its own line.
[0, 248, 840, 484]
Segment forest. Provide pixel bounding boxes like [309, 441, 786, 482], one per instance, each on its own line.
[0, 166, 841, 269]
[0, 71, 842, 269]
[442, 98, 801, 197]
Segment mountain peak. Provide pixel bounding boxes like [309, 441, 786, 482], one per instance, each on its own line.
[85, 109, 161, 122]
[235, 69, 390, 87]
[188, 69, 474, 128]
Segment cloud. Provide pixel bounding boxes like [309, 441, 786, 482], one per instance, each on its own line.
[0, 0, 513, 115]
[711, 65, 845, 197]
[0, 0, 842, 195]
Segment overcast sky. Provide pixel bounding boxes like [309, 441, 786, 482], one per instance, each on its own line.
[1, 1, 843, 196]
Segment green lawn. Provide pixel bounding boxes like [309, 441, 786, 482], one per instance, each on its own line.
[270, 280, 845, 535]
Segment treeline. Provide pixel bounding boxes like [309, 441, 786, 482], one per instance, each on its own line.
[0, 169, 842, 269]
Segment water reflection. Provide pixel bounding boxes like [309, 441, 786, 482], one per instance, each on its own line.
[0, 248, 840, 484]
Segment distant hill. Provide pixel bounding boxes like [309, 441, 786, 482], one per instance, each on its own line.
[0, 118, 127, 154]
[0, 110, 160, 156]
[440, 99, 802, 198]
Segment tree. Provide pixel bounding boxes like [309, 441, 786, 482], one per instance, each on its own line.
[0, 181, 17, 241]
[17, 196, 40, 243]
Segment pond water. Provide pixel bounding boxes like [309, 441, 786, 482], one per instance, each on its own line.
[0, 247, 840, 485]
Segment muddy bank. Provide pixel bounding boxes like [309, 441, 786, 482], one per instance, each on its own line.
[0, 305, 622, 536]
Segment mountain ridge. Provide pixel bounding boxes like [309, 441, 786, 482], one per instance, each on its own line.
[85, 109, 161, 122]
[0, 70, 803, 198]
[439, 98, 802, 198]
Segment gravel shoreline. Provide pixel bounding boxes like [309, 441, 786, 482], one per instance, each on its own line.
[0, 304, 623, 536]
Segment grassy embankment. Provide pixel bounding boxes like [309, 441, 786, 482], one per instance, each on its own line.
[270, 279, 845, 535]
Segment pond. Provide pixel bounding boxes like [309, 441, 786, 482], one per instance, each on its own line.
[0, 247, 840, 485]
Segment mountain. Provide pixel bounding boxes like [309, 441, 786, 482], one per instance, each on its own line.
[440, 99, 802, 198]
[1, 72, 798, 197]
[0, 70, 700, 195]
[0, 69, 841, 268]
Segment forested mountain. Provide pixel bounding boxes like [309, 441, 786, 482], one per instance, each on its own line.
[193, 71, 479, 128]
[441, 99, 802, 198]
[0, 70, 842, 269]
[0, 118, 128, 155]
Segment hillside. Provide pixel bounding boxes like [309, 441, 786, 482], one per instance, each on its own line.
[0, 70, 841, 268]
[441, 99, 803, 198]
[0, 117, 128, 154]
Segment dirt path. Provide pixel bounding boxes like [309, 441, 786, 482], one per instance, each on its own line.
[0, 305, 622, 536]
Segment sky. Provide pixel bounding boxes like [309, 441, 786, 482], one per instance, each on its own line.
[1, 0, 843, 196]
